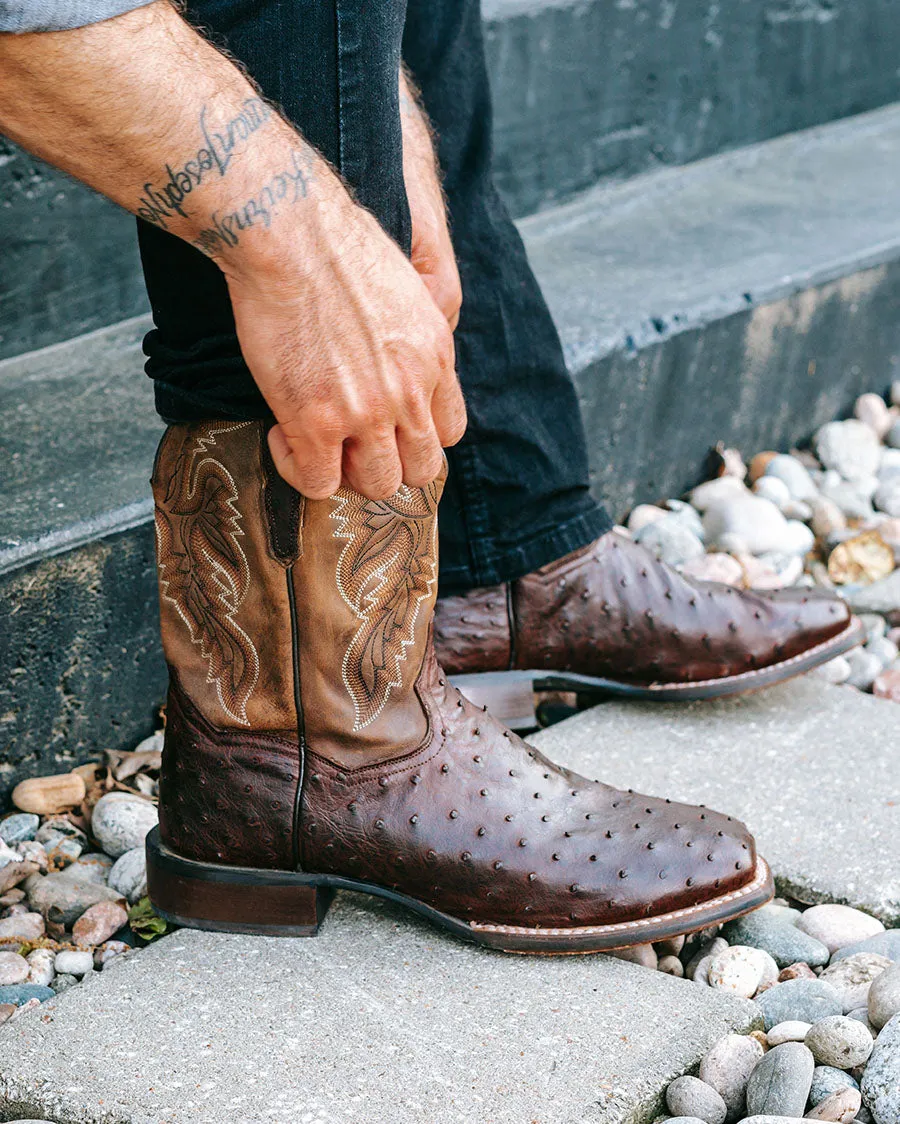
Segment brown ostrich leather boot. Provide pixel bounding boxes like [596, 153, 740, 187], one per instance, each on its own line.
[146, 421, 773, 952]
[434, 533, 862, 728]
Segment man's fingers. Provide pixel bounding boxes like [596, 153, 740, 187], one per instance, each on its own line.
[431, 369, 467, 448]
[396, 421, 445, 487]
[342, 433, 404, 500]
[267, 423, 342, 500]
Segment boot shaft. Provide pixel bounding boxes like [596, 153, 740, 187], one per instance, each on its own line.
[152, 421, 445, 864]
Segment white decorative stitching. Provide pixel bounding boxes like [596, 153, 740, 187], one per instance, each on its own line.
[156, 421, 260, 726]
[330, 484, 438, 731]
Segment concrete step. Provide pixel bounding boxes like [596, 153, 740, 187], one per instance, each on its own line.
[4, 0, 900, 359]
[5, 106, 900, 798]
[0, 896, 759, 1124]
[534, 677, 900, 925]
[485, 0, 900, 217]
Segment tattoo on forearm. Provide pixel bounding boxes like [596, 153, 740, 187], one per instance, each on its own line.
[190, 148, 312, 256]
[135, 97, 271, 229]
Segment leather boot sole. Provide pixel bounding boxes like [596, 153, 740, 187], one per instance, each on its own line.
[450, 616, 865, 730]
[146, 827, 773, 954]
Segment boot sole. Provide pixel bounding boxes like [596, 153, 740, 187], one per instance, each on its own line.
[450, 616, 865, 730]
[146, 827, 773, 954]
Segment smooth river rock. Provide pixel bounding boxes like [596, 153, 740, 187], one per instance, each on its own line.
[745, 1041, 815, 1117]
[665, 1075, 727, 1124]
[755, 979, 842, 1031]
[722, 912, 830, 970]
[107, 847, 148, 904]
[861, 1013, 900, 1124]
[699, 1032, 764, 1121]
[805, 1086, 862, 1121]
[796, 904, 885, 954]
[867, 961, 900, 1030]
[804, 1015, 874, 1069]
[24, 871, 124, 929]
[831, 930, 900, 964]
[820, 953, 892, 1013]
[809, 1065, 860, 1107]
[90, 794, 158, 860]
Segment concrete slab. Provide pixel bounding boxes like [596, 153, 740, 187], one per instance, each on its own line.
[532, 678, 900, 925]
[0, 894, 759, 1124]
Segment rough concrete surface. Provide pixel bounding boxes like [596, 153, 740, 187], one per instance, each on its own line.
[0, 895, 758, 1124]
[533, 678, 900, 924]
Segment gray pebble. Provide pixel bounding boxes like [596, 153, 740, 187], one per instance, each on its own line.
[745, 1041, 815, 1117]
[49, 972, 79, 994]
[861, 1012, 900, 1124]
[764, 454, 819, 502]
[722, 912, 830, 970]
[0, 814, 39, 846]
[831, 930, 900, 964]
[686, 936, 729, 983]
[809, 1065, 860, 1107]
[34, 818, 87, 847]
[665, 1075, 727, 1124]
[91, 793, 158, 859]
[699, 1032, 764, 1120]
[634, 516, 705, 567]
[805, 1015, 873, 1069]
[68, 852, 114, 885]
[108, 847, 148, 904]
[845, 648, 884, 690]
[867, 635, 900, 666]
[24, 870, 123, 928]
[756, 979, 842, 1031]
[820, 953, 892, 1013]
[859, 614, 888, 643]
[805, 1086, 861, 1121]
[867, 961, 900, 1030]
[846, 1006, 878, 1035]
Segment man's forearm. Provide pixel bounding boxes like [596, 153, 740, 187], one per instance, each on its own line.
[0, 1, 341, 277]
[0, 3, 466, 500]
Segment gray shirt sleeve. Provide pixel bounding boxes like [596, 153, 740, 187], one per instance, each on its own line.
[0, 0, 156, 32]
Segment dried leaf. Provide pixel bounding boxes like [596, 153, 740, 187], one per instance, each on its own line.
[827, 531, 895, 585]
[128, 896, 169, 942]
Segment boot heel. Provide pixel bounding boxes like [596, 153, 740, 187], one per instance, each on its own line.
[146, 827, 334, 937]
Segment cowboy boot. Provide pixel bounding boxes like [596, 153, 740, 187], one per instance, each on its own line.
[146, 421, 773, 953]
[435, 533, 862, 728]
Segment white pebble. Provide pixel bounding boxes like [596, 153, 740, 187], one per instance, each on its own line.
[54, 950, 94, 977]
[796, 904, 885, 954]
[767, 1020, 813, 1045]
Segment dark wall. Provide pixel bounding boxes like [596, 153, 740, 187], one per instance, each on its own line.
[0, 138, 146, 362]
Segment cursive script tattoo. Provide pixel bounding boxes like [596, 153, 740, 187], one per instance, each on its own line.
[191, 148, 313, 257]
[136, 98, 271, 229]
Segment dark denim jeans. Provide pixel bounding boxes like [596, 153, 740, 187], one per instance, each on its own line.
[137, 0, 611, 594]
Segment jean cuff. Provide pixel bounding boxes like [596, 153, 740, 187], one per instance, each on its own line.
[438, 503, 613, 595]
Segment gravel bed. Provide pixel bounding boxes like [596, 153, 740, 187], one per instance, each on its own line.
[624, 385, 900, 701]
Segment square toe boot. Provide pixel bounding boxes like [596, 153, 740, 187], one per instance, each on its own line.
[434, 533, 863, 727]
[146, 421, 773, 953]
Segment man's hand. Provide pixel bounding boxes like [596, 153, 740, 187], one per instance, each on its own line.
[0, 2, 467, 500]
[225, 200, 464, 499]
[400, 67, 462, 331]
